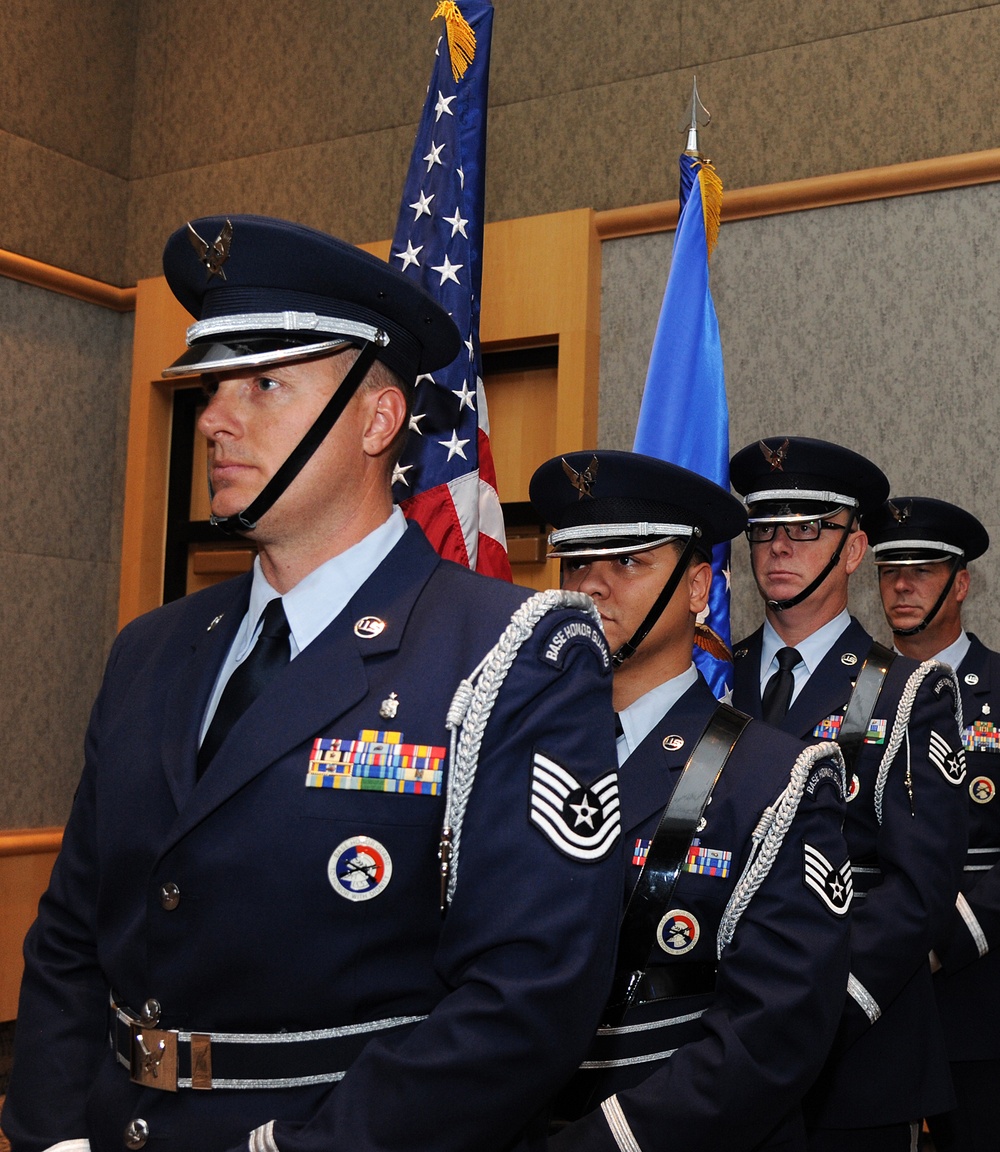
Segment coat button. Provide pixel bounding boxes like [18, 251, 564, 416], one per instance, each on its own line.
[159, 882, 181, 910]
[124, 1118, 149, 1149]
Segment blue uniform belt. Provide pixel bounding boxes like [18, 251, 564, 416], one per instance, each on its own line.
[111, 999, 427, 1091]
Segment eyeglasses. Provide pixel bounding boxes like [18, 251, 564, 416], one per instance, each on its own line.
[747, 520, 849, 544]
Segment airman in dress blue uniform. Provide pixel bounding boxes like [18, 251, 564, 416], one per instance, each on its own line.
[730, 437, 968, 1152]
[865, 496, 1000, 1152]
[2, 217, 623, 1152]
[530, 450, 852, 1152]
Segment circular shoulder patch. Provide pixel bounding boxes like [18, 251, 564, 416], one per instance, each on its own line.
[328, 836, 392, 901]
[970, 776, 996, 804]
[656, 909, 700, 955]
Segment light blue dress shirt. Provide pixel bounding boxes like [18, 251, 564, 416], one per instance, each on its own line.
[759, 608, 852, 709]
[616, 664, 700, 767]
[199, 507, 407, 743]
[915, 628, 969, 672]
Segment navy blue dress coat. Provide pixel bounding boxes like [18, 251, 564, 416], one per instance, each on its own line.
[3, 525, 623, 1152]
[733, 618, 968, 1128]
[551, 676, 852, 1152]
[933, 633, 1000, 1060]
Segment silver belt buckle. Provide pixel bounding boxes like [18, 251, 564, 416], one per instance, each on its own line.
[129, 1025, 178, 1092]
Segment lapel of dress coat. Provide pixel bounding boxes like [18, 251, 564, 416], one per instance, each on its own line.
[159, 573, 252, 811]
[782, 616, 872, 738]
[731, 627, 764, 721]
[163, 525, 441, 849]
[958, 633, 992, 724]
[618, 677, 721, 835]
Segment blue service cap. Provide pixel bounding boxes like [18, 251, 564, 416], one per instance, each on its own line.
[864, 496, 989, 565]
[730, 436, 889, 522]
[161, 214, 462, 382]
[529, 449, 747, 559]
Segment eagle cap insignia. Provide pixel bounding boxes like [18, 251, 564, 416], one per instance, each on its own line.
[187, 218, 233, 281]
[888, 499, 912, 524]
[759, 438, 790, 472]
[562, 455, 599, 500]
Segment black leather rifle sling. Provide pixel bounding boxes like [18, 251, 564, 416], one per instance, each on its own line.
[603, 703, 751, 1028]
[835, 641, 895, 774]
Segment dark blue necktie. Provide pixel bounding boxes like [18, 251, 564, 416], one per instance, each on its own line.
[762, 646, 801, 725]
[197, 598, 291, 776]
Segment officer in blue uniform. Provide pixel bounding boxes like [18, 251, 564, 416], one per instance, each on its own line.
[530, 450, 852, 1152]
[729, 437, 968, 1152]
[864, 496, 1000, 1152]
[2, 217, 623, 1152]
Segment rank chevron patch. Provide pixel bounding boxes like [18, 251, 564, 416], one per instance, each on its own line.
[929, 730, 967, 785]
[529, 752, 620, 862]
[803, 843, 853, 916]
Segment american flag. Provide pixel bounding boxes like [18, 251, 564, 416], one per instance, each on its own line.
[389, 0, 510, 581]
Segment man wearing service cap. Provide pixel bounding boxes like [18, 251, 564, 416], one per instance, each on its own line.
[3, 216, 623, 1152]
[865, 496, 1000, 1151]
[531, 450, 852, 1152]
[730, 436, 968, 1151]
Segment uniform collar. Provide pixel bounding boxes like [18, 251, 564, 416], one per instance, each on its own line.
[917, 628, 970, 671]
[240, 507, 407, 659]
[760, 607, 851, 692]
[617, 664, 699, 765]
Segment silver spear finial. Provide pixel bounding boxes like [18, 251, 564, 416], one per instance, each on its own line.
[678, 76, 711, 157]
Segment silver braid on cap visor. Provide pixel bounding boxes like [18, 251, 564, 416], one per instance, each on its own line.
[872, 540, 964, 563]
[547, 522, 694, 559]
[744, 490, 858, 522]
[186, 313, 387, 344]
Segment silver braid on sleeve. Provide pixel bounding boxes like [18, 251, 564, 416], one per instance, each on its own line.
[717, 741, 845, 956]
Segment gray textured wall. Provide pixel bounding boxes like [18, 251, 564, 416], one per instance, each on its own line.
[0, 278, 132, 826]
[600, 182, 1000, 648]
[4, 2, 1000, 282]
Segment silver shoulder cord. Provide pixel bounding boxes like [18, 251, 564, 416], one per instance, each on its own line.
[874, 660, 963, 825]
[717, 740, 847, 956]
[438, 590, 603, 909]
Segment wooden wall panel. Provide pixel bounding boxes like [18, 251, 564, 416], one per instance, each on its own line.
[0, 831, 62, 1022]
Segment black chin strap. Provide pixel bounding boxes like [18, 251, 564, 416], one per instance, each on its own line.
[210, 339, 382, 534]
[891, 555, 962, 636]
[612, 533, 701, 667]
[765, 518, 855, 613]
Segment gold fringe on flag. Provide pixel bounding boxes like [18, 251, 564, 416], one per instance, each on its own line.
[697, 159, 723, 260]
[432, 2, 476, 82]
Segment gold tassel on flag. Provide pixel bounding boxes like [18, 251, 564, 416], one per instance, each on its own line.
[697, 159, 723, 260]
[432, 2, 476, 81]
